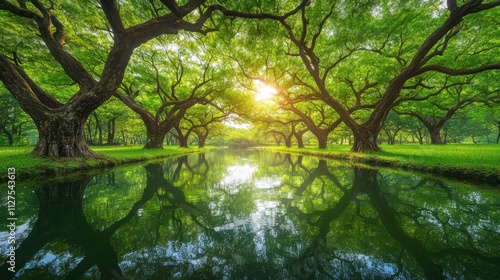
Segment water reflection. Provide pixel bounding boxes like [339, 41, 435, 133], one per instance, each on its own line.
[1, 149, 499, 279]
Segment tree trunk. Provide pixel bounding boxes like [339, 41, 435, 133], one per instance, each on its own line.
[351, 126, 380, 152]
[32, 116, 97, 158]
[120, 129, 127, 145]
[292, 125, 307, 148]
[296, 134, 304, 148]
[179, 135, 189, 148]
[144, 125, 167, 149]
[198, 132, 209, 148]
[384, 129, 392, 145]
[272, 134, 282, 146]
[316, 132, 328, 149]
[496, 123, 500, 144]
[285, 135, 292, 148]
[86, 121, 93, 145]
[1, 126, 13, 146]
[107, 118, 116, 145]
[429, 127, 444, 144]
[7, 132, 13, 146]
[93, 113, 103, 145]
[198, 136, 206, 148]
[416, 129, 424, 145]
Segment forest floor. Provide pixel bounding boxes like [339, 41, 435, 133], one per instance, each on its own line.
[268, 144, 500, 186]
[0, 146, 208, 183]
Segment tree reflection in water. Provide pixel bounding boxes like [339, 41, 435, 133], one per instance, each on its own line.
[1, 150, 499, 279]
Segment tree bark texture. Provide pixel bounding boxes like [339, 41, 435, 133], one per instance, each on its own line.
[32, 114, 98, 158]
[428, 126, 444, 144]
[351, 126, 380, 152]
[143, 123, 168, 149]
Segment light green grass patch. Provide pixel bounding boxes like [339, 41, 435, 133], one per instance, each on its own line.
[0, 145, 207, 182]
[268, 144, 500, 185]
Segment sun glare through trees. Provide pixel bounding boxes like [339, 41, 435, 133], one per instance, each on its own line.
[253, 80, 278, 102]
[1, 0, 499, 155]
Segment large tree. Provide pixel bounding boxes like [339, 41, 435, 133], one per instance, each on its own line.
[0, 0, 232, 157]
[114, 40, 230, 149]
[281, 100, 341, 149]
[396, 76, 500, 144]
[0, 0, 309, 156]
[226, 0, 500, 152]
[181, 101, 236, 148]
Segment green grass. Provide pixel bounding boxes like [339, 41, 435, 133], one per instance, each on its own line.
[0, 145, 207, 182]
[269, 144, 500, 185]
[373, 144, 500, 169]
[1, 144, 499, 185]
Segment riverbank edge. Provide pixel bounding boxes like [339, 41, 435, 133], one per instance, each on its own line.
[1, 147, 209, 183]
[266, 147, 500, 186]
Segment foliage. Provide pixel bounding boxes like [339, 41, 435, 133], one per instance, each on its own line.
[1, 0, 499, 155]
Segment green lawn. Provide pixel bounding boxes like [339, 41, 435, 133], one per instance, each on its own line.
[0, 145, 207, 181]
[269, 144, 500, 184]
[373, 144, 500, 170]
[1, 144, 499, 184]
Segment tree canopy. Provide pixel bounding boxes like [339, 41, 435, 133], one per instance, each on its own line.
[1, 0, 499, 156]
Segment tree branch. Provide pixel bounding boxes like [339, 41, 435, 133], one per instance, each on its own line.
[99, 0, 126, 36]
[414, 63, 500, 76]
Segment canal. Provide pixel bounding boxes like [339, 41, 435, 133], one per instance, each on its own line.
[1, 149, 499, 279]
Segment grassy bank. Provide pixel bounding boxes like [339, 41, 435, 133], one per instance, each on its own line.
[268, 144, 500, 185]
[0, 145, 208, 182]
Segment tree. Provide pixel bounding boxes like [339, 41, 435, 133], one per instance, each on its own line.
[183, 104, 233, 148]
[282, 100, 341, 149]
[396, 78, 499, 144]
[248, 108, 302, 148]
[226, 0, 500, 152]
[174, 79, 245, 148]
[115, 40, 228, 149]
[444, 108, 496, 143]
[0, 0, 245, 157]
[487, 104, 500, 143]
[0, 91, 32, 145]
[382, 111, 411, 145]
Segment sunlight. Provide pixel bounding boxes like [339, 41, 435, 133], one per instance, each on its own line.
[253, 80, 277, 101]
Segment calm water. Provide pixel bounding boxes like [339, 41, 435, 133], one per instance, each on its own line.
[1, 149, 499, 279]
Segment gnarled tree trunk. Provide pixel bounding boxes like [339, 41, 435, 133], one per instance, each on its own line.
[351, 126, 380, 152]
[144, 122, 168, 149]
[32, 113, 97, 158]
[195, 129, 209, 148]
